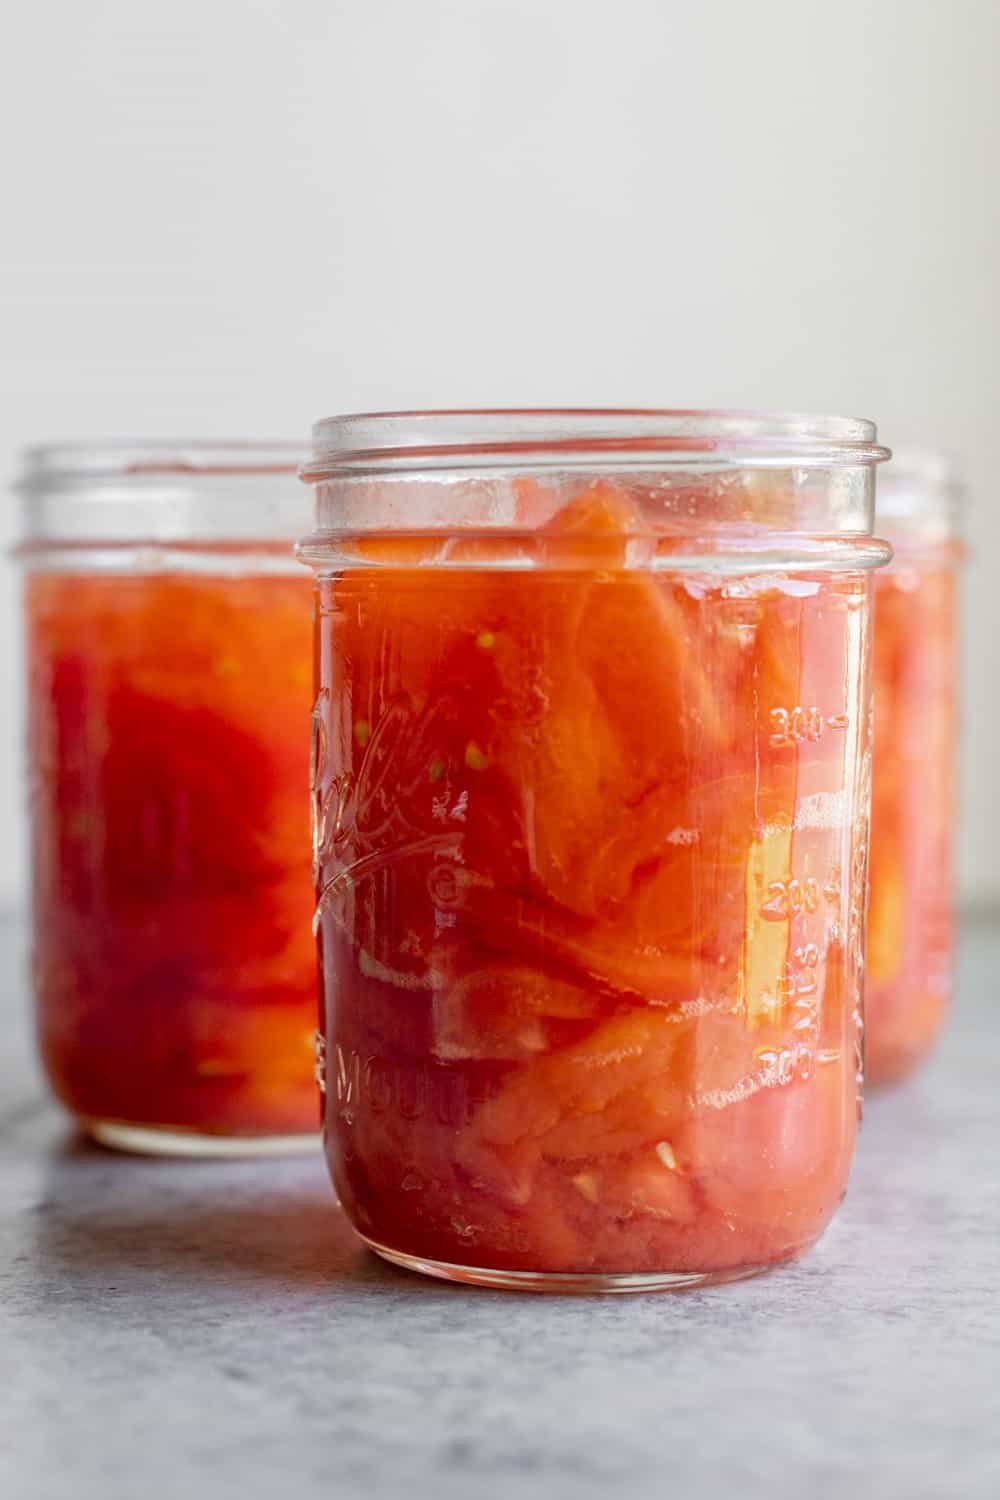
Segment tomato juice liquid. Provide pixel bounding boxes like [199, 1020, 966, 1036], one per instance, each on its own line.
[26, 569, 318, 1149]
[866, 556, 957, 1084]
[312, 483, 873, 1286]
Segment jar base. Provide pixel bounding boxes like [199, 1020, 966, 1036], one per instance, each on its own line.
[362, 1235, 781, 1294]
[83, 1118, 319, 1159]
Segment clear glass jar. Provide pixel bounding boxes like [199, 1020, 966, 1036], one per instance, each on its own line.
[17, 443, 318, 1155]
[867, 450, 962, 1084]
[299, 410, 890, 1291]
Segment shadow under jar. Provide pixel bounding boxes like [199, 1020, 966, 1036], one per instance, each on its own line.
[299, 410, 891, 1291]
[18, 443, 319, 1155]
[867, 452, 963, 1085]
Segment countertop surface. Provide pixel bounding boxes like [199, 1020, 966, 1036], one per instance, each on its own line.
[2, 914, 998, 1500]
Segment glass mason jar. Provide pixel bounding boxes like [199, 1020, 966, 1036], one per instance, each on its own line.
[299, 410, 890, 1291]
[867, 451, 962, 1084]
[17, 443, 318, 1155]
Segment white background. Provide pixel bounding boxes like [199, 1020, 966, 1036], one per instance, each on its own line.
[0, 0, 996, 911]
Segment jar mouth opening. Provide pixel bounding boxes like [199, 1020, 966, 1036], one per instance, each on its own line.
[16, 440, 306, 494]
[303, 409, 889, 478]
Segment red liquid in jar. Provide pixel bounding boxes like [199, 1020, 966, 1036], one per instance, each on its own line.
[314, 483, 870, 1278]
[26, 569, 317, 1139]
[867, 555, 957, 1083]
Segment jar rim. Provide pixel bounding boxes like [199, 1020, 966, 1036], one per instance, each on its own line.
[303, 408, 890, 477]
[876, 447, 964, 545]
[16, 440, 305, 494]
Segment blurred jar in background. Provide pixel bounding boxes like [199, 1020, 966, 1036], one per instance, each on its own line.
[301, 410, 889, 1291]
[867, 452, 963, 1084]
[16, 444, 317, 1154]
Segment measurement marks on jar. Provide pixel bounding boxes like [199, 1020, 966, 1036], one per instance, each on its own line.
[768, 706, 850, 748]
[777, 943, 820, 1003]
[760, 868, 842, 921]
[753, 1041, 817, 1087]
[760, 876, 820, 920]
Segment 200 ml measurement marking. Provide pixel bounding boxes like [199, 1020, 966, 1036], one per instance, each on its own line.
[761, 877, 821, 920]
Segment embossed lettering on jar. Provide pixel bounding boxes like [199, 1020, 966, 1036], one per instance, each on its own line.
[300, 411, 891, 1291]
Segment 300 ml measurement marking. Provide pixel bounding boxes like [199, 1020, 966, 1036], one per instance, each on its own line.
[769, 706, 850, 747]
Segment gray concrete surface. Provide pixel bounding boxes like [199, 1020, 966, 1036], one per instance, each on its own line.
[2, 914, 997, 1500]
